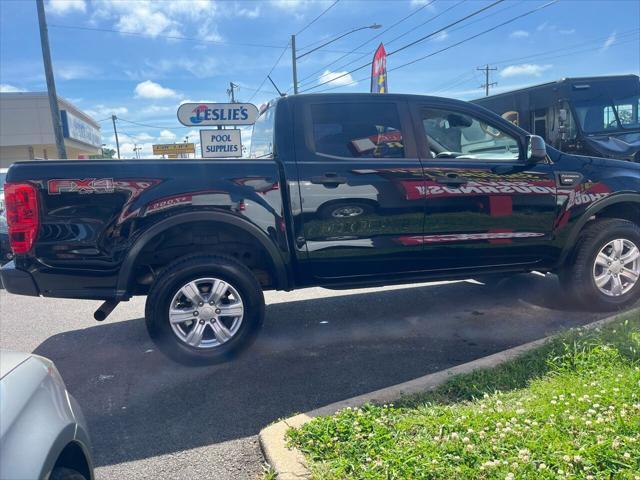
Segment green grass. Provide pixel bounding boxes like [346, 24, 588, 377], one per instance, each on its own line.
[287, 313, 640, 479]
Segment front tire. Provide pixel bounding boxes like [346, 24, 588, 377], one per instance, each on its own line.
[145, 254, 265, 365]
[561, 218, 640, 311]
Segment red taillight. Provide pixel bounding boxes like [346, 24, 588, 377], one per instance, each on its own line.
[4, 182, 39, 254]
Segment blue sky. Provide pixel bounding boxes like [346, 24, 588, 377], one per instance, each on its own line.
[1, 0, 638, 158]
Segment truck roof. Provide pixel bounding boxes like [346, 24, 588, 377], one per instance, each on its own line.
[472, 74, 639, 102]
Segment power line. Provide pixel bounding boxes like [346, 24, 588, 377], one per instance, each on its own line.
[48, 23, 286, 49]
[314, 26, 638, 95]
[384, 0, 466, 46]
[387, 0, 505, 56]
[48, 23, 367, 55]
[117, 118, 194, 130]
[296, 0, 340, 35]
[294, 0, 438, 90]
[300, 0, 530, 91]
[248, 43, 290, 103]
[300, 0, 507, 93]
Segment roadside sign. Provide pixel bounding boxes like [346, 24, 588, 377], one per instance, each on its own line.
[200, 129, 242, 158]
[152, 143, 195, 155]
[177, 103, 258, 126]
[371, 43, 388, 93]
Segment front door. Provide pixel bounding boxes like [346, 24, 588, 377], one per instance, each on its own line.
[411, 101, 558, 271]
[293, 98, 426, 280]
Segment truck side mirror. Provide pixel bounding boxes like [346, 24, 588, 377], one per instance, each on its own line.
[527, 135, 547, 163]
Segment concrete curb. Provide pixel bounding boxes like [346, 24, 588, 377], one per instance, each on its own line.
[259, 307, 640, 479]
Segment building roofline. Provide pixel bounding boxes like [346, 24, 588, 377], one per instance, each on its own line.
[0, 91, 100, 129]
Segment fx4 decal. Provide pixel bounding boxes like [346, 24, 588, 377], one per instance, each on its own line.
[48, 178, 115, 195]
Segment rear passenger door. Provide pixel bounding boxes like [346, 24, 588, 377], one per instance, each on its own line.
[411, 100, 558, 270]
[293, 98, 427, 280]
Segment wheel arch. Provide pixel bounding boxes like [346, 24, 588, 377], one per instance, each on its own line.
[51, 441, 93, 480]
[558, 192, 640, 265]
[116, 211, 289, 298]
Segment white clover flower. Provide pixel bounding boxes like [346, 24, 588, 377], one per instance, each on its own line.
[506, 473, 515, 480]
[539, 463, 547, 470]
[462, 437, 470, 444]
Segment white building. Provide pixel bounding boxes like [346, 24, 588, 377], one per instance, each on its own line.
[0, 92, 102, 168]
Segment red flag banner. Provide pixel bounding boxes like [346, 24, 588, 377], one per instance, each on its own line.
[371, 43, 387, 93]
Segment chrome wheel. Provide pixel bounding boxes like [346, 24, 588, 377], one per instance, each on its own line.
[169, 277, 244, 349]
[592, 238, 640, 297]
[331, 205, 365, 218]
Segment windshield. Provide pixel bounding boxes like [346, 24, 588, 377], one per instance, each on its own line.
[574, 95, 640, 133]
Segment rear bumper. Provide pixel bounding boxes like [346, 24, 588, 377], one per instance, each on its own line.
[0, 261, 39, 296]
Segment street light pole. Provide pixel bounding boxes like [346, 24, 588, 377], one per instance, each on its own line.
[111, 115, 121, 159]
[291, 35, 298, 95]
[36, 0, 67, 159]
[291, 23, 381, 95]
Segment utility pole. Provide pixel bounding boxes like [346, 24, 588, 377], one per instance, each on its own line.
[477, 64, 497, 96]
[36, 0, 66, 159]
[291, 34, 298, 94]
[111, 115, 121, 159]
[227, 82, 239, 102]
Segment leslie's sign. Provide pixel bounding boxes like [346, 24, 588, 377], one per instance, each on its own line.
[177, 103, 258, 126]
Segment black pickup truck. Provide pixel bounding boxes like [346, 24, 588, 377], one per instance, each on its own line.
[3, 93, 640, 364]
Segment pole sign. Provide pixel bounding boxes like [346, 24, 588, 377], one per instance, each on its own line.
[370, 43, 388, 94]
[152, 143, 195, 155]
[177, 103, 258, 126]
[60, 110, 102, 147]
[200, 129, 242, 158]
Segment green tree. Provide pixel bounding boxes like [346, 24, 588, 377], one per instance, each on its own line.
[90, 147, 116, 159]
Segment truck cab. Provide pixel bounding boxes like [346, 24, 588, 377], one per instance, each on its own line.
[473, 75, 640, 162]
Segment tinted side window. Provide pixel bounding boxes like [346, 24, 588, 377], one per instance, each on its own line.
[250, 107, 275, 158]
[310, 103, 405, 159]
[422, 108, 520, 161]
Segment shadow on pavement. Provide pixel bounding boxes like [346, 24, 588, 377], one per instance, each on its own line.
[34, 274, 601, 468]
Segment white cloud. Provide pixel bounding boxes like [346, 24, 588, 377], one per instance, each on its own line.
[84, 104, 128, 118]
[140, 105, 173, 115]
[92, 0, 219, 39]
[559, 28, 575, 35]
[433, 30, 448, 42]
[601, 31, 616, 52]
[510, 30, 529, 39]
[500, 64, 552, 78]
[57, 63, 95, 80]
[318, 70, 357, 87]
[159, 130, 177, 141]
[134, 80, 179, 99]
[411, 0, 437, 7]
[0, 84, 26, 92]
[237, 5, 261, 18]
[47, 0, 86, 15]
[124, 58, 219, 81]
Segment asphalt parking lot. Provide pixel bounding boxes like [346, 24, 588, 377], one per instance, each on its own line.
[0, 274, 610, 479]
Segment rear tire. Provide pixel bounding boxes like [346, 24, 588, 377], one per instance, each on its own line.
[145, 254, 265, 365]
[560, 218, 640, 311]
[50, 467, 87, 480]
